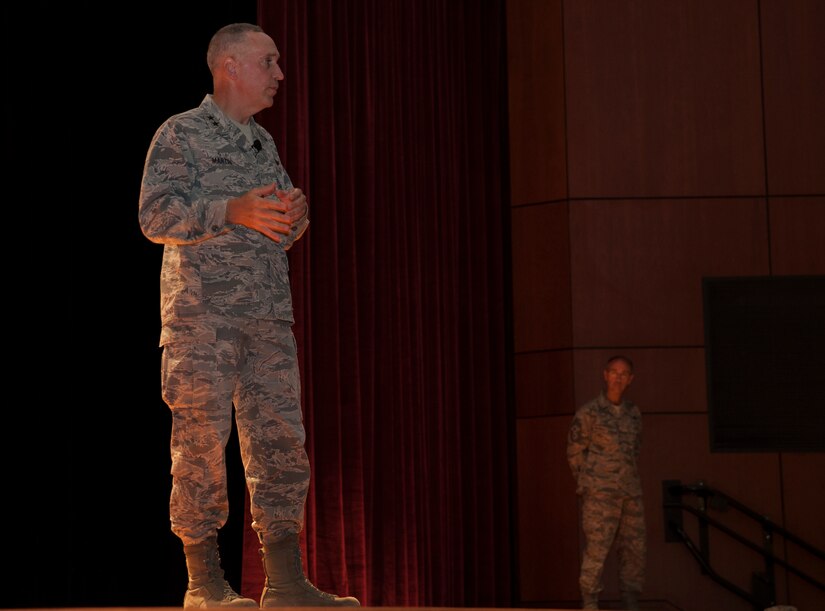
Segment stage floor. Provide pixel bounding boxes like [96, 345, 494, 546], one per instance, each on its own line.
[16, 604, 677, 611]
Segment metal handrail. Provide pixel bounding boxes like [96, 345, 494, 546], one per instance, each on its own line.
[662, 479, 825, 610]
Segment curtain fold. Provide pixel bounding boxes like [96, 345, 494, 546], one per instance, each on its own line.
[242, 1, 512, 605]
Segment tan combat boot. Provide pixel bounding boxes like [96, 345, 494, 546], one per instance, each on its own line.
[581, 589, 599, 610]
[259, 533, 360, 607]
[183, 537, 257, 607]
[621, 589, 641, 610]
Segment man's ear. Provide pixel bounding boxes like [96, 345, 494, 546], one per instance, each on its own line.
[225, 59, 238, 78]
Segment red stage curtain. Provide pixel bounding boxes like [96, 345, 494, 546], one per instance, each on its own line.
[241, 1, 512, 605]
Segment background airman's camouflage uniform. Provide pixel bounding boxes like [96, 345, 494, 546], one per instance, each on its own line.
[567, 391, 646, 599]
[139, 94, 310, 546]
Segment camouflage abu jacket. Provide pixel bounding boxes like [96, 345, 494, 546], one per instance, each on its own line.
[567, 391, 643, 497]
[139, 95, 305, 343]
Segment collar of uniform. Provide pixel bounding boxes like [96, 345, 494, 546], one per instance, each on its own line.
[200, 94, 261, 149]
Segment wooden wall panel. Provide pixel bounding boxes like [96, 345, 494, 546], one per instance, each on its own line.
[507, 0, 567, 206]
[515, 350, 574, 418]
[506, 0, 823, 608]
[511, 202, 572, 352]
[516, 417, 580, 604]
[761, 0, 825, 194]
[569, 198, 770, 347]
[564, 0, 764, 198]
[768, 197, 825, 275]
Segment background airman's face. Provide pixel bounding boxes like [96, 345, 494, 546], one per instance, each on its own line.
[603, 359, 634, 395]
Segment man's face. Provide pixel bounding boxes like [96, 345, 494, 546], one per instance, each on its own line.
[603, 360, 634, 396]
[234, 32, 284, 112]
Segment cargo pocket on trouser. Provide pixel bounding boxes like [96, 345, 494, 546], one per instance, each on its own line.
[162, 340, 230, 541]
[161, 341, 218, 409]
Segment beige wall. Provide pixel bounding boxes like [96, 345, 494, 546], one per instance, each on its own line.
[506, 1, 825, 609]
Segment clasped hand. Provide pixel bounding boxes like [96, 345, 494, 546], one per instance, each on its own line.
[225, 182, 308, 243]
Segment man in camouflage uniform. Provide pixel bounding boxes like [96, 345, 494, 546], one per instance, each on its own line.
[567, 356, 645, 610]
[139, 23, 359, 608]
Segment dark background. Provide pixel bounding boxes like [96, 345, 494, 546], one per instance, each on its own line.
[12, 3, 516, 608]
[11, 2, 258, 607]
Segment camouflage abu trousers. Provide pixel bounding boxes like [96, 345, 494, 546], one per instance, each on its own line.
[161, 317, 309, 545]
[579, 491, 646, 594]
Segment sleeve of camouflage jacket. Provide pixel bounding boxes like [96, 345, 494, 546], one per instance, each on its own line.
[567, 407, 592, 492]
[139, 122, 230, 246]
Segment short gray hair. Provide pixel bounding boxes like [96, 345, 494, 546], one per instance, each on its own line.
[207, 23, 264, 71]
[606, 355, 634, 372]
